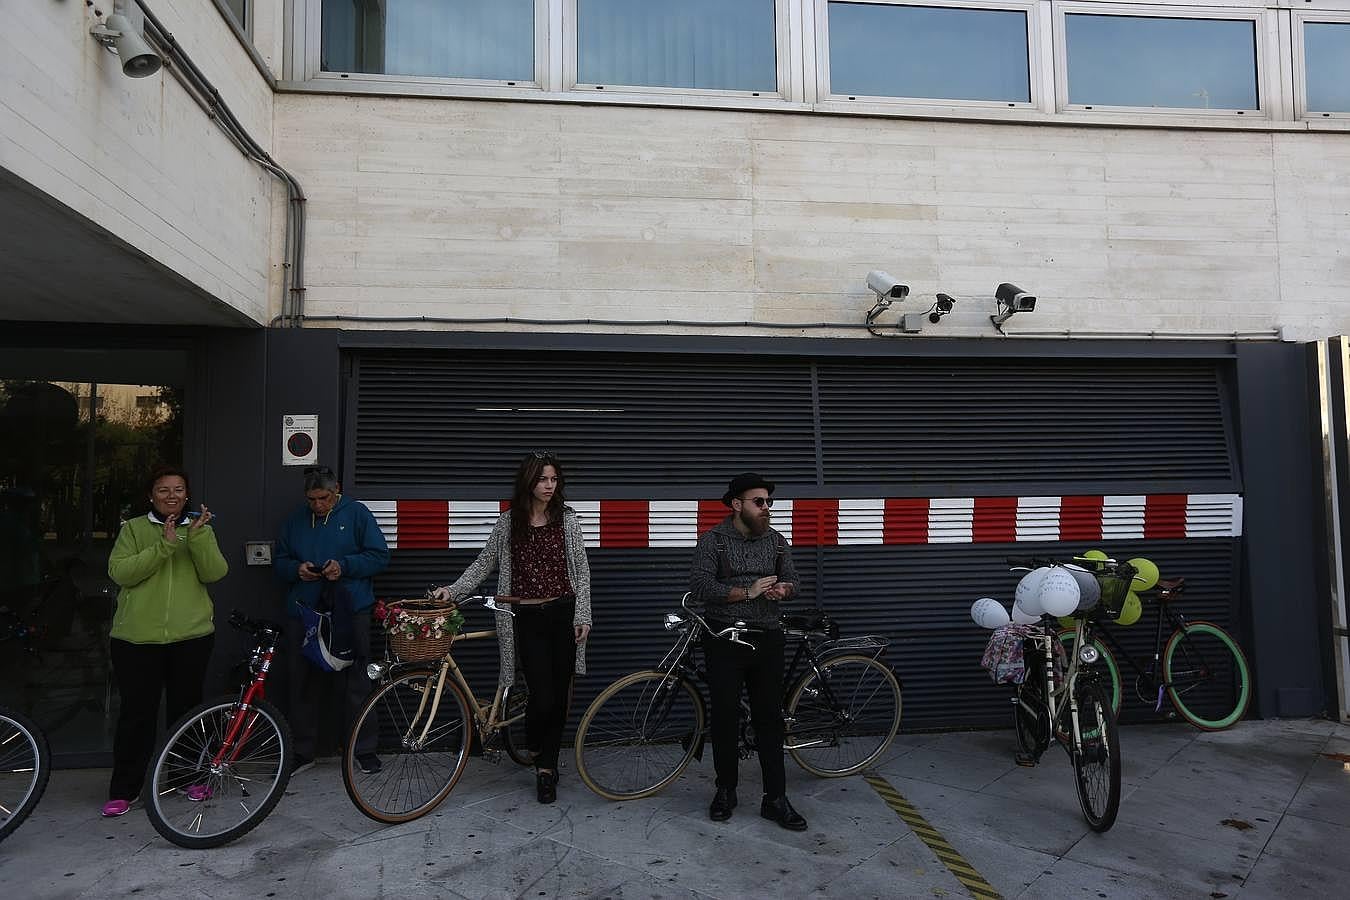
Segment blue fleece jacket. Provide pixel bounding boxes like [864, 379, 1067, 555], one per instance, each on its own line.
[274, 494, 389, 617]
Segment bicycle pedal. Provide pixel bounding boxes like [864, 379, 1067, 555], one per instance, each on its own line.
[482, 748, 502, 765]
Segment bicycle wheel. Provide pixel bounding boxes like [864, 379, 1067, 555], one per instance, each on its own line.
[1057, 629, 1121, 717]
[574, 670, 705, 801]
[0, 706, 50, 844]
[1013, 678, 1051, 759]
[1164, 621, 1252, 730]
[1071, 679, 1121, 832]
[343, 670, 472, 823]
[786, 655, 902, 777]
[501, 681, 533, 767]
[146, 697, 291, 849]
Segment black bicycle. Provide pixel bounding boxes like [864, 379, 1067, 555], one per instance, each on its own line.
[573, 593, 903, 801]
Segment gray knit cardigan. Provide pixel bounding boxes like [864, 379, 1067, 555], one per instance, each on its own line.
[443, 507, 592, 688]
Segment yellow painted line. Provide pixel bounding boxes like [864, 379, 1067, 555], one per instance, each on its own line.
[863, 773, 1003, 900]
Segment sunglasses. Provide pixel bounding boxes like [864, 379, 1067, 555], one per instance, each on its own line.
[530, 450, 556, 460]
[740, 496, 774, 509]
[303, 465, 334, 475]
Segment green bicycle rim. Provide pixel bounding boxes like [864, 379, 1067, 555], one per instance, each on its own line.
[1163, 622, 1251, 730]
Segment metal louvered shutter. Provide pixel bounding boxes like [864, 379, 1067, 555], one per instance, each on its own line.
[351, 351, 816, 495]
[817, 359, 1237, 492]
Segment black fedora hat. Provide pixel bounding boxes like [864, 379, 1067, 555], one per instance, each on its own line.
[722, 472, 775, 507]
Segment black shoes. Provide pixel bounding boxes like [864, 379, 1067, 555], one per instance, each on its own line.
[536, 770, 558, 804]
[709, 787, 737, 821]
[760, 795, 808, 832]
[357, 753, 382, 775]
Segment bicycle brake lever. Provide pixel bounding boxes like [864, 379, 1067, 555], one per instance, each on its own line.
[484, 597, 515, 617]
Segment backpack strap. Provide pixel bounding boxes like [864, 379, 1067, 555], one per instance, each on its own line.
[715, 533, 731, 580]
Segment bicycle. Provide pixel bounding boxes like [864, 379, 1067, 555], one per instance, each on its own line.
[144, 611, 292, 849]
[573, 593, 903, 802]
[1004, 556, 1123, 832]
[342, 596, 532, 824]
[0, 704, 50, 844]
[1053, 575, 1251, 730]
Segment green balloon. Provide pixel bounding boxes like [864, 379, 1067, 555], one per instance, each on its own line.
[1082, 549, 1108, 571]
[1127, 558, 1160, 592]
[1115, 591, 1142, 626]
[1058, 615, 1076, 629]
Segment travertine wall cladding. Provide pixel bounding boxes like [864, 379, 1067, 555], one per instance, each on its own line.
[278, 93, 1350, 341]
[3, 1, 274, 323]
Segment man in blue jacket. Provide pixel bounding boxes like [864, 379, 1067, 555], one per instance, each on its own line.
[274, 465, 390, 776]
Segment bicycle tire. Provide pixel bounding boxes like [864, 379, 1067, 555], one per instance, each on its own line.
[0, 706, 50, 844]
[501, 681, 533, 767]
[786, 654, 902, 777]
[146, 697, 292, 849]
[1163, 621, 1252, 731]
[1056, 629, 1121, 717]
[1013, 675, 1051, 759]
[574, 670, 705, 801]
[1071, 678, 1121, 832]
[343, 670, 472, 823]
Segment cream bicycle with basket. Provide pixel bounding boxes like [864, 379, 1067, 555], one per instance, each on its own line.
[342, 595, 532, 823]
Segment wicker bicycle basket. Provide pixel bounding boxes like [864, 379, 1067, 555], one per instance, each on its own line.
[380, 599, 462, 662]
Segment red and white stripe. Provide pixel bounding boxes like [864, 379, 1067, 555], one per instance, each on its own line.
[363, 493, 1241, 550]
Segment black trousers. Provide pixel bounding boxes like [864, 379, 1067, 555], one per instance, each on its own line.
[109, 634, 214, 801]
[514, 600, 575, 771]
[704, 627, 786, 799]
[285, 609, 376, 758]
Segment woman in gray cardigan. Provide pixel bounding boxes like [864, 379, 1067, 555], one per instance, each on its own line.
[432, 452, 592, 804]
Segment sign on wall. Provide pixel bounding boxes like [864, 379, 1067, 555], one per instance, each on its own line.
[282, 414, 318, 466]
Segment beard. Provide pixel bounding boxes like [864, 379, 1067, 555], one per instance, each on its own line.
[739, 507, 770, 536]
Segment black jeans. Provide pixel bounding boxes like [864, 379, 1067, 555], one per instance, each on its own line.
[514, 600, 575, 771]
[109, 633, 215, 801]
[285, 609, 376, 759]
[704, 627, 786, 799]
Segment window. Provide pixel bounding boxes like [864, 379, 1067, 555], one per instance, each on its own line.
[223, 0, 247, 32]
[825, 2, 1030, 103]
[575, 0, 777, 92]
[1063, 13, 1258, 111]
[1303, 22, 1350, 114]
[321, 0, 535, 81]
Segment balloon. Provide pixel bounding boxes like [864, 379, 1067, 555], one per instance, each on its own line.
[1058, 615, 1076, 629]
[971, 598, 1011, 630]
[1115, 591, 1142, 626]
[1127, 558, 1160, 592]
[1038, 567, 1082, 617]
[1065, 565, 1102, 611]
[1011, 600, 1041, 625]
[1015, 567, 1050, 616]
[1081, 549, 1109, 571]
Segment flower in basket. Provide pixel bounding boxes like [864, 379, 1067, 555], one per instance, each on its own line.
[377, 601, 464, 641]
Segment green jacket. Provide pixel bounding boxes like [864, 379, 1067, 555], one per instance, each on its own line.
[108, 515, 228, 644]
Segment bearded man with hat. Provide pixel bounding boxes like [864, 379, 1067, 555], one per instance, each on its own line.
[688, 472, 806, 832]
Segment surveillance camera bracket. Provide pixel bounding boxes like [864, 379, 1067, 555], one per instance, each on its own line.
[990, 306, 1017, 335]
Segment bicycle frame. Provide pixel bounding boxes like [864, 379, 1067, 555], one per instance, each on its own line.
[210, 622, 281, 770]
[1022, 619, 1094, 757]
[1092, 590, 1197, 703]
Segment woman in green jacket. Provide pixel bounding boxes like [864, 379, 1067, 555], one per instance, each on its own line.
[102, 466, 227, 817]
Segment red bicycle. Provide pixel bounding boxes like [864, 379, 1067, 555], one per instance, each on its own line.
[145, 611, 292, 848]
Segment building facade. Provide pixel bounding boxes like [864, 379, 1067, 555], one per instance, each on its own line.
[3, 0, 1348, 761]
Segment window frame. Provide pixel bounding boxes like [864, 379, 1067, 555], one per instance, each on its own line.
[562, 0, 793, 101]
[1293, 10, 1350, 120]
[297, 0, 551, 92]
[1053, 2, 1276, 118]
[812, 0, 1043, 110]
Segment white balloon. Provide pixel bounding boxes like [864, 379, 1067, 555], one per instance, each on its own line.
[1038, 567, 1082, 617]
[1065, 565, 1101, 611]
[1014, 567, 1050, 616]
[1010, 600, 1041, 625]
[971, 598, 1011, 630]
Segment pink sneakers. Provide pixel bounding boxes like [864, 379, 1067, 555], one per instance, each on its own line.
[101, 799, 131, 817]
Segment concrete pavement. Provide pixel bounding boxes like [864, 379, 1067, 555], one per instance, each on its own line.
[3, 718, 1349, 899]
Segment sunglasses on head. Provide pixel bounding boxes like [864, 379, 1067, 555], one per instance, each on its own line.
[740, 496, 773, 509]
[530, 450, 555, 460]
[303, 465, 334, 475]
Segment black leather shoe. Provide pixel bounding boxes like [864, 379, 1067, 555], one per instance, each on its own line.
[536, 770, 558, 804]
[709, 787, 737, 821]
[760, 795, 807, 831]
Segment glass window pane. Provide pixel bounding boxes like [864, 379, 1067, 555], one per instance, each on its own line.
[828, 3, 1029, 103]
[223, 0, 247, 31]
[321, 0, 535, 81]
[1066, 15, 1257, 109]
[578, 0, 776, 91]
[1305, 23, 1350, 112]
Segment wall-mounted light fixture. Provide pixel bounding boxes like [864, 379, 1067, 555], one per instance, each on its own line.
[90, 0, 162, 78]
[990, 282, 1037, 334]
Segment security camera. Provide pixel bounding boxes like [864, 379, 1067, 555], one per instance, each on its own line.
[990, 282, 1037, 333]
[91, 10, 163, 78]
[928, 293, 956, 324]
[994, 283, 1036, 313]
[866, 271, 910, 303]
